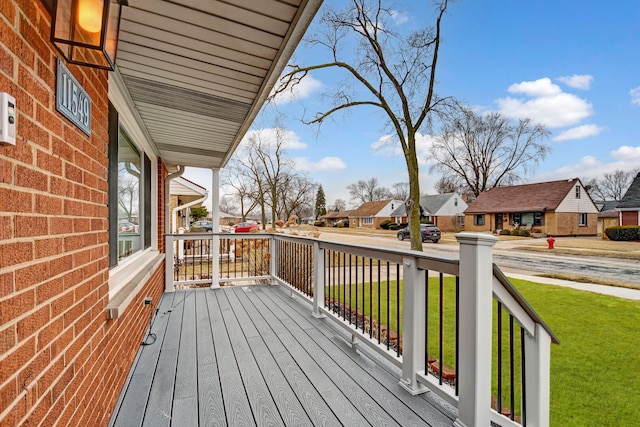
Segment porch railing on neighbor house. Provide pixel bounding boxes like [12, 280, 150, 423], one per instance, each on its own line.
[164, 232, 558, 427]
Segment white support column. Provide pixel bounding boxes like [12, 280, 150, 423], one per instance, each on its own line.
[269, 237, 277, 285]
[399, 255, 428, 395]
[312, 241, 326, 318]
[524, 323, 552, 427]
[454, 232, 498, 427]
[165, 234, 175, 292]
[211, 168, 220, 289]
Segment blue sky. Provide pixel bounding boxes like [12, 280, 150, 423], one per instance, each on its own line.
[185, 0, 640, 211]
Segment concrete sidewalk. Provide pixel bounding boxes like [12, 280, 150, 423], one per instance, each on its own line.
[504, 272, 640, 301]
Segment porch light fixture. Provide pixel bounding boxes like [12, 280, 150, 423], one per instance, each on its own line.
[51, 0, 128, 71]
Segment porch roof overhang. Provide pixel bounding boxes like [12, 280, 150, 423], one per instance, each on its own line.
[113, 0, 322, 170]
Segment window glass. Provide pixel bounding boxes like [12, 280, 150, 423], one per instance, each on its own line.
[575, 186, 581, 198]
[117, 129, 141, 260]
[579, 213, 587, 226]
[363, 217, 373, 225]
[475, 214, 485, 226]
[534, 212, 543, 226]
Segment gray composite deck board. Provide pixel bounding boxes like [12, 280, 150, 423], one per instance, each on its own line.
[109, 286, 454, 426]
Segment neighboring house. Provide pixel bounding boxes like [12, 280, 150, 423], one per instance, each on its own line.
[170, 177, 208, 231]
[388, 193, 467, 231]
[420, 193, 467, 231]
[464, 178, 599, 236]
[319, 210, 354, 226]
[594, 200, 620, 238]
[616, 172, 640, 226]
[350, 200, 404, 229]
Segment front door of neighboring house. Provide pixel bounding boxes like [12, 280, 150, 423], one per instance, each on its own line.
[495, 213, 504, 230]
[621, 211, 639, 226]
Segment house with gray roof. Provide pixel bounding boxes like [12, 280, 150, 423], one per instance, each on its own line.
[350, 200, 403, 229]
[616, 172, 640, 226]
[389, 193, 467, 231]
[464, 178, 599, 236]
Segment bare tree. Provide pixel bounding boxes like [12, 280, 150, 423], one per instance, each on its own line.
[331, 199, 347, 212]
[347, 177, 390, 204]
[429, 106, 551, 197]
[221, 161, 259, 221]
[390, 182, 410, 200]
[278, 173, 316, 220]
[272, 0, 452, 250]
[434, 175, 461, 194]
[585, 169, 638, 201]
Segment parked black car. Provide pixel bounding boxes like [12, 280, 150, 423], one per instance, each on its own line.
[397, 224, 440, 243]
[333, 219, 350, 228]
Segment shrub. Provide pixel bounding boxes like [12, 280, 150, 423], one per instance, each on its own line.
[388, 223, 402, 230]
[314, 221, 325, 227]
[400, 222, 408, 228]
[420, 219, 434, 224]
[500, 229, 511, 235]
[605, 226, 640, 241]
[380, 219, 392, 230]
[336, 221, 344, 228]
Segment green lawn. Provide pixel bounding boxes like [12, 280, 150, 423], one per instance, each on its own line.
[328, 277, 640, 425]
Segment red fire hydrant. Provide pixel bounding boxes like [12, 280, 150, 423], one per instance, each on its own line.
[547, 235, 555, 250]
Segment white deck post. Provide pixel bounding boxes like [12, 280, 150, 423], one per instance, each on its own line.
[165, 234, 175, 292]
[399, 255, 428, 395]
[312, 241, 326, 318]
[524, 323, 552, 427]
[454, 232, 498, 427]
[269, 237, 277, 285]
[211, 168, 220, 289]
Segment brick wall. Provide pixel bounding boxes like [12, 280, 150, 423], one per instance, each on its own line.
[1, 2, 164, 425]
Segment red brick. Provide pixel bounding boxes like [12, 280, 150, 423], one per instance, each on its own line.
[73, 183, 90, 201]
[0, 337, 35, 384]
[17, 347, 50, 394]
[51, 217, 73, 235]
[50, 291, 74, 319]
[0, 241, 33, 268]
[37, 357, 64, 399]
[49, 176, 72, 198]
[34, 237, 63, 259]
[37, 317, 63, 351]
[36, 150, 63, 176]
[0, 324, 16, 354]
[64, 163, 83, 184]
[0, 158, 12, 183]
[63, 199, 83, 216]
[0, 216, 11, 240]
[17, 64, 49, 107]
[18, 115, 50, 149]
[0, 271, 14, 298]
[36, 57, 55, 90]
[36, 277, 64, 304]
[15, 165, 48, 192]
[0, 187, 33, 212]
[49, 255, 73, 277]
[73, 250, 90, 268]
[63, 269, 83, 289]
[17, 305, 50, 341]
[36, 104, 62, 137]
[0, 42, 14, 76]
[50, 327, 73, 360]
[51, 137, 74, 163]
[0, 378, 18, 417]
[42, 392, 67, 427]
[0, 18, 35, 72]
[15, 260, 49, 291]
[14, 215, 48, 237]
[35, 194, 63, 215]
[0, 0, 16, 23]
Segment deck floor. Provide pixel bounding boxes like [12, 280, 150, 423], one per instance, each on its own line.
[109, 285, 455, 427]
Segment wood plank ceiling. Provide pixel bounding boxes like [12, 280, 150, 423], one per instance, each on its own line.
[114, 0, 322, 169]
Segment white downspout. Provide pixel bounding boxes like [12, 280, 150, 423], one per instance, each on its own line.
[172, 191, 209, 233]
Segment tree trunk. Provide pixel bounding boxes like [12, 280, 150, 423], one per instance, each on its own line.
[406, 141, 423, 251]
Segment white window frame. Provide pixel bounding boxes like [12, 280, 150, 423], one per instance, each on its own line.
[579, 212, 587, 226]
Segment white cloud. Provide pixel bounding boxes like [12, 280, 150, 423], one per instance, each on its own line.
[496, 85, 593, 128]
[631, 86, 640, 106]
[293, 156, 347, 172]
[611, 145, 640, 161]
[538, 147, 640, 182]
[508, 78, 562, 97]
[370, 132, 437, 165]
[241, 128, 307, 150]
[390, 10, 409, 25]
[553, 124, 604, 142]
[270, 75, 322, 105]
[557, 74, 593, 90]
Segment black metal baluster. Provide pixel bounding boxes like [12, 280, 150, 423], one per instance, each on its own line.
[386, 261, 390, 350]
[362, 257, 365, 334]
[377, 260, 381, 344]
[343, 252, 346, 319]
[439, 272, 444, 386]
[497, 302, 503, 415]
[369, 259, 373, 338]
[510, 315, 515, 420]
[455, 276, 460, 396]
[396, 263, 400, 357]
[521, 326, 527, 426]
[425, 269, 429, 374]
[348, 254, 352, 324]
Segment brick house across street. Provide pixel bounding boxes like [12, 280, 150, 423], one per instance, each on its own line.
[464, 178, 599, 236]
[616, 172, 640, 226]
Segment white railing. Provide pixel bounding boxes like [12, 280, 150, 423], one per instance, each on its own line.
[164, 231, 557, 427]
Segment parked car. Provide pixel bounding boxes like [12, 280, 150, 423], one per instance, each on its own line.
[333, 219, 350, 228]
[118, 221, 138, 233]
[233, 222, 259, 233]
[397, 224, 441, 243]
[191, 220, 213, 231]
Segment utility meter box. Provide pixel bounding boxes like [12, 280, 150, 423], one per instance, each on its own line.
[0, 92, 16, 146]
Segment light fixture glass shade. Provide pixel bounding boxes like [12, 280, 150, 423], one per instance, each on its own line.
[51, 0, 127, 70]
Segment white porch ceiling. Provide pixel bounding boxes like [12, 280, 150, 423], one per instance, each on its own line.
[115, 0, 322, 169]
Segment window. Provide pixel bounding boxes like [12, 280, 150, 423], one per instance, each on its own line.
[457, 216, 465, 226]
[534, 212, 544, 226]
[575, 185, 581, 199]
[579, 213, 587, 226]
[108, 103, 151, 268]
[474, 214, 485, 226]
[363, 217, 373, 225]
[511, 213, 521, 226]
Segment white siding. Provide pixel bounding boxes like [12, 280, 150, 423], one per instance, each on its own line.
[374, 200, 404, 217]
[434, 194, 468, 216]
[555, 184, 599, 213]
